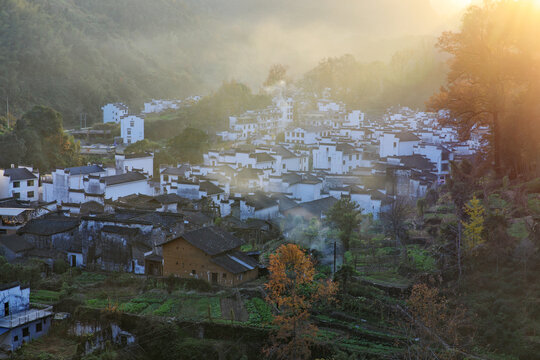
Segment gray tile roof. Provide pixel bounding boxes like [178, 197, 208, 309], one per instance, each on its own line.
[211, 251, 259, 274]
[102, 172, 147, 186]
[0, 235, 33, 253]
[65, 165, 105, 175]
[4, 168, 37, 181]
[170, 226, 244, 256]
[19, 218, 79, 236]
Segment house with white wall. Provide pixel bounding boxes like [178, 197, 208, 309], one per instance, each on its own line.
[379, 132, 420, 158]
[120, 115, 144, 144]
[115, 153, 154, 178]
[0, 167, 39, 202]
[285, 126, 329, 145]
[0, 283, 53, 353]
[43, 165, 107, 204]
[102, 103, 128, 124]
[84, 172, 151, 201]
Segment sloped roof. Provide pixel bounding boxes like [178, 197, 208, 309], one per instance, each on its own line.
[19, 218, 79, 236]
[395, 132, 420, 142]
[65, 165, 105, 175]
[102, 172, 147, 186]
[269, 194, 298, 212]
[168, 226, 244, 256]
[4, 168, 37, 181]
[199, 181, 224, 195]
[161, 165, 190, 176]
[0, 235, 33, 253]
[272, 146, 297, 159]
[211, 251, 259, 274]
[244, 193, 278, 210]
[254, 153, 275, 163]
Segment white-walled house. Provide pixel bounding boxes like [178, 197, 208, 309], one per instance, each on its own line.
[0, 167, 39, 201]
[0, 283, 53, 353]
[312, 143, 367, 174]
[115, 153, 154, 178]
[84, 172, 151, 201]
[240, 193, 279, 220]
[285, 127, 330, 145]
[143, 99, 181, 114]
[43, 165, 107, 203]
[120, 115, 144, 144]
[379, 132, 420, 158]
[102, 103, 128, 124]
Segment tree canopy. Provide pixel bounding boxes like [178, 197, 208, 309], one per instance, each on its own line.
[427, 0, 540, 177]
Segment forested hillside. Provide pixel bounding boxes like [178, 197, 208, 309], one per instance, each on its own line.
[0, 0, 448, 127]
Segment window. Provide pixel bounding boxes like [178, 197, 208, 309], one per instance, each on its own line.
[393, 142, 397, 148]
[36, 322, 42, 333]
[356, 154, 360, 160]
[13, 335, 18, 342]
[13, 192, 20, 199]
[22, 327, 29, 337]
[27, 180, 34, 186]
[130, 120, 134, 127]
[127, 128, 132, 135]
[282, 164, 286, 169]
[328, 157, 331, 162]
[163, 175, 169, 182]
[13, 181, 20, 188]
[27, 191, 34, 198]
[4, 302, 9, 316]
[191, 270, 196, 275]
[222, 273, 227, 279]
[342, 160, 346, 165]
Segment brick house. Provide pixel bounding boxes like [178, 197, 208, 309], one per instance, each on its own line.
[162, 226, 259, 286]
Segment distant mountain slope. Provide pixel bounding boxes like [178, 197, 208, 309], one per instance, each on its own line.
[0, 0, 449, 126]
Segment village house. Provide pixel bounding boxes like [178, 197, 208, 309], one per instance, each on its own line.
[0, 283, 53, 355]
[120, 115, 144, 144]
[162, 226, 259, 286]
[239, 193, 279, 220]
[379, 132, 420, 158]
[0, 167, 39, 202]
[102, 103, 128, 124]
[115, 152, 154, 178]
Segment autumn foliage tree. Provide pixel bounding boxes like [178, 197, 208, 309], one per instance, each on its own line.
[264, 244, 337, 360]
[462, 196, 486, 254]
[428, 0, 540, 177]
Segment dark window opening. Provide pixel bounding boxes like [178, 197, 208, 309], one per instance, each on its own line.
[22, 327, 29, 337]
[4, 302, 9, 316]
[36, 322, 42, 333]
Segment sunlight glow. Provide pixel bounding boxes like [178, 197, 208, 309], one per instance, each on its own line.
[429, 0, 473, 15]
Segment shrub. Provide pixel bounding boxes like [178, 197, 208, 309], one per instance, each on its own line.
[53, 259, 69, 274]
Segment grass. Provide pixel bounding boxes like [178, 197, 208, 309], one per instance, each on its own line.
[361, 271, 411, 288]
[30, 290, 61, 304]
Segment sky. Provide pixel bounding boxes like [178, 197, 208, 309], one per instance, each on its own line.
[203, 0, 470, 83]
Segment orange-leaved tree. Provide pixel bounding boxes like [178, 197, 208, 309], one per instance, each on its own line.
[264, 243, 337, 360]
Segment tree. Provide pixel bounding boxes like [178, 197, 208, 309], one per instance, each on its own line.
[263, 64, 288, 88]
[264, 244, 337, 360]
[462, 197, 486, 254]
[167, 127, 208, 163]
[381, 196, 414, 262]
[325, 197, 362, 251]
[11, 105, 81, 170]
[427, 1, 540, 176]
[124, 139, 160, 154]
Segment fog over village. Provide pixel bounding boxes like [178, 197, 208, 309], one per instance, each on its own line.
[0, 1, 539, 359]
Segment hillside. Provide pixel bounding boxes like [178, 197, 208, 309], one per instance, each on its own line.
[0, 0, 450, 127]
